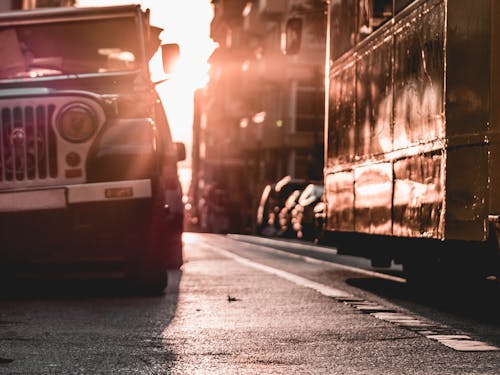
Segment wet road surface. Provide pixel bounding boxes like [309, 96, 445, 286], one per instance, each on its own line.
[1, 233, 500, 374]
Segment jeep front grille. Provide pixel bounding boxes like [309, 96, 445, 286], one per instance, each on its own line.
[0, 105, 58, 182]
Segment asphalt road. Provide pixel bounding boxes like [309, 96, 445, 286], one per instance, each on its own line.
[1, 232, 500, 374]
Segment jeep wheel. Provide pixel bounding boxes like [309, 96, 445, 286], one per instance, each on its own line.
[165, 214, 184, 269]
[128, 196, 169, 294]
[134, 259, 168, 295]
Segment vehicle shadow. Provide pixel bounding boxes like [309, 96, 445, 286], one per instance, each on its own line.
[0, 270, 182, 371]
[0, 270, 182, 300]
[345, 276, 500, 325]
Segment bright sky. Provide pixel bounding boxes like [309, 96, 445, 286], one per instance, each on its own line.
[76, 0, 217, 147]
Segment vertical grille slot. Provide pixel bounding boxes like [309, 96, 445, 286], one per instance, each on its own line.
[0, 104, 58, 183]
[13, 107, 24, 181]
[25, 106, 35, 180]
[0, 110, 2, 182]
[1, 108, 13, 181]
[36, 105, 48, 179]
[48, 104, 57, 178]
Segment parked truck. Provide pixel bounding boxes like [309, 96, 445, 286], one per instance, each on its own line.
[284, 0, 500, 283]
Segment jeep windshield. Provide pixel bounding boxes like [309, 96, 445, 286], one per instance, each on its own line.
[0, 16, 142, 80]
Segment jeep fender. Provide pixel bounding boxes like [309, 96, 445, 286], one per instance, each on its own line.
[87, 118, 159, 182]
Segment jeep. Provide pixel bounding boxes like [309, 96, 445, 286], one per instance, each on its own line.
[0, 5, 185, 292]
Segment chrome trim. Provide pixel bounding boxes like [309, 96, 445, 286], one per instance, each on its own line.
[0, 188, 66, 212]
[67, 179, 152, 204]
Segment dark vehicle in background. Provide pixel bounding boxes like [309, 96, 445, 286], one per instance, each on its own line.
[312, 197, 326, 244]
[277, 188, 302, 238]
[198, 184, 242, 234]
[291, 183, 324, 241]
[256, 176, 308, 237]
[0, 5, 185, 292]
[256, 183, 275, 236]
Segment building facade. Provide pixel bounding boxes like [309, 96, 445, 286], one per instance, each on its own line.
[189, 0, 326, 233]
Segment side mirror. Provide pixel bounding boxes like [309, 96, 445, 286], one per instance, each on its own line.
[282, 17, 302, 55]
[161, 43, 180, 74]
[175, 142, 186, 162]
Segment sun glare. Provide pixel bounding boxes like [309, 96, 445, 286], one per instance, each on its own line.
[76, 0, 216, 194]
[76, 0, 216, 144]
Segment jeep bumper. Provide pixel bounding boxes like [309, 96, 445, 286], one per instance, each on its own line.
[0, 179, 152, 213]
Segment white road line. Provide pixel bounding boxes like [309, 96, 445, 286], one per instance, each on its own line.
[224, 235, 406, 284]
[227, 234, 338, 255]
[426, 335, 500, 352]
[200, 238, 500, 352]
[204, 243, 352, 298]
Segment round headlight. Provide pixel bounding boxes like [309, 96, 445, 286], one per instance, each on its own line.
[57, 104, 97, 143]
